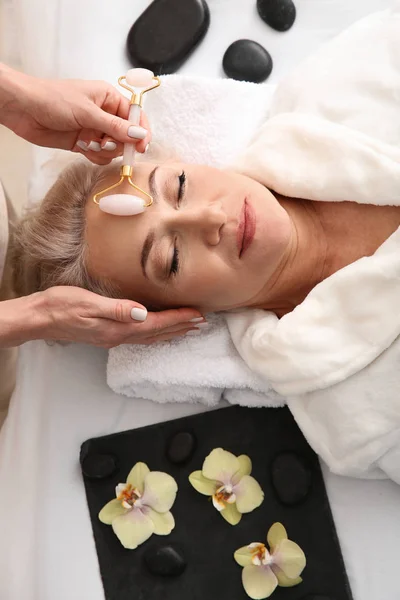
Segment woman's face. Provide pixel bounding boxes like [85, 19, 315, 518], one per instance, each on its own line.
[85, 161, 293, 312]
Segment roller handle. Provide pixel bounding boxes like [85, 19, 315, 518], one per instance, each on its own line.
[123, 103, 142, 166]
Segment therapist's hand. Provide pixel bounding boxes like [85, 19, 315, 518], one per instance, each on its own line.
[0, 287, 205, 349]
[0, 63, 151, 165]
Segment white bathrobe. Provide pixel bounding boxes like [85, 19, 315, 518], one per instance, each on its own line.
[226, 3, 400, 483]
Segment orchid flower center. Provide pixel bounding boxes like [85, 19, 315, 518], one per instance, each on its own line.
[212, 483, 236, 510]
[249, 543, 274, 566]
[116, 483, 142, 510]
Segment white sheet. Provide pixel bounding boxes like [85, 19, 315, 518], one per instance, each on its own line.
[1, 1, 400, 599]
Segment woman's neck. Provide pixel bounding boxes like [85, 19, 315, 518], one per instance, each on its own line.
[254, 197, 328, 317]
[253, 196, 400, 317]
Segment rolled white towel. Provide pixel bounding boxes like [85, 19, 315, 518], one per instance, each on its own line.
[107, 314, 284, 408]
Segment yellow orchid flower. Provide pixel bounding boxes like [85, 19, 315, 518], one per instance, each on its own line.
[189, 448, 264, 525]
[99, 462, 178, 550]
[234, 522, 306, 599]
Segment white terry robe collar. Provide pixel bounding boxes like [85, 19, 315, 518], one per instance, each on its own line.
[226, 226, 400, 396]
[226, 3, 400, 396]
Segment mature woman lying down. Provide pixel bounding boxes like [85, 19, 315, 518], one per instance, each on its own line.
[11, 158, 400, 317]
[10, 3, 400, 484]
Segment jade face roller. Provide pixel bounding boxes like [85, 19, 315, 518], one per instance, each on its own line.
[93, 68, 160, 216]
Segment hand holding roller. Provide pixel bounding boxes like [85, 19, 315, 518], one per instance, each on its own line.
[93, 68, 160, 216]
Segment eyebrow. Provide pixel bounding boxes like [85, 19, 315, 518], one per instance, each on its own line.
[140, 166, 159, 279]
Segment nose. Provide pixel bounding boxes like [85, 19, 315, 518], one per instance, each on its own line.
[171, 200, 227, 246]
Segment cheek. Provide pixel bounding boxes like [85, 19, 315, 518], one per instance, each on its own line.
[179, 260, 254, 308]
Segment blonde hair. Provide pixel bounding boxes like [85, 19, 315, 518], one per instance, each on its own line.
[11, 143, 180, 299]
[12, 160, 120, 298]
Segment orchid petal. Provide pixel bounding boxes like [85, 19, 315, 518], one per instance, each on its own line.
[112, 509, 154, 549]
[126, 462, 150, 494]
[232, 454, 252, 485]
[273, 539, 306, 579]
[98, 498, 127, 525]
[272, 565, 303, 588]
[234, 545, 254, 567]
[142, 471, 178, 513]
[220, 502, 242, 526]
[267, 522, 287, 552]
[202, 448, 240, 485]
[147, 508, 175, 535]
[234, 475, 264, 513]
[242, 565, 278, 600]
[189, 470, 216, 496]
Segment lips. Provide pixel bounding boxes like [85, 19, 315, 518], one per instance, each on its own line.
[237, 199, 256, 257]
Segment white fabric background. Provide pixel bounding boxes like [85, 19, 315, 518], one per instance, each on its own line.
[1, 1, 400, 600]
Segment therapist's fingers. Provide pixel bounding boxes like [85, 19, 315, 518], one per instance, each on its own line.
[135, 112, 152, 154]
[87, 104, 150, 147]
[74, 112, 150, 163]
[74, 127, 122, 163]
[139, 328, 202, 345]
[100, 111, 151, 155]
[154, 321, 208, 337]
[127, 323, 206, 345]
[94, 297, 203, 329]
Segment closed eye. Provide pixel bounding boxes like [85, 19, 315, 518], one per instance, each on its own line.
[178, 170, 186, 203]
[168, 172, 185, 277]
[169, 244, 179, 277]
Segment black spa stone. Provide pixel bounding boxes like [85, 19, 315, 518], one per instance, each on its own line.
[143, 544, 187, 577]
[127, 0, 210, 75]
[301, 594, 336, 600]
[271, 451, 312, 505]
[166, 431, 196, 464]
[223, 39, 273, 83]
[81, 453, 117, 480]
[257, 0, 296, 32]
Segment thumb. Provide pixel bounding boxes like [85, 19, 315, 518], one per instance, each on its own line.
[95, 296, 148, 323]
[88, 106, 142, 144]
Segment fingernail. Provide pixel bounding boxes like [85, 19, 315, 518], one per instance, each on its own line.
[190, 317, 205, 323]
[87, 141, 102, 152]
[128, 125, 147, 140]
[196, 322, 209, 329]
[144, 143, 150, 153]
[76, 140, 88, 152]
[103, 141, 117, 151]
[131, 307, 147, 321]
[186, 329, 202, 336]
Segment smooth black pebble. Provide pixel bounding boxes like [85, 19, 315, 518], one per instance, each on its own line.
[301, 595, 333, 600]
[257, 0, 296, 32]
[271, 452, 312, 505]
[223, 39, 273, 83]
[82, 453, 117, 480]
[166, 431, 196, 464]
[144, 544, 187, 577]
[127, 0, 210, 75]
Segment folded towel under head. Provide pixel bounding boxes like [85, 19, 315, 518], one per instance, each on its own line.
[108, 313, 283, 407]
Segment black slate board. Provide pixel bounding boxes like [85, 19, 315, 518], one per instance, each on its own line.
[80, 406, 353, 600]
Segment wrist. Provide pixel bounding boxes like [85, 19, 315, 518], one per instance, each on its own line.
[0, 63, 32, 124]
[0, 292, 50, 347]
[0, 64, 17, 112]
